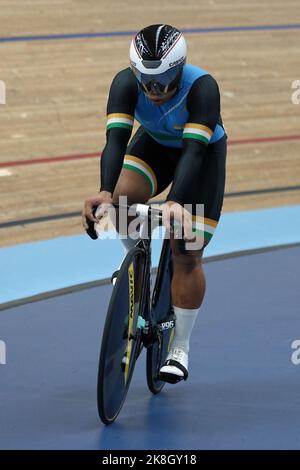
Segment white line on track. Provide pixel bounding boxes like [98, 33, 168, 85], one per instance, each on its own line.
[0, 169, 12, 177]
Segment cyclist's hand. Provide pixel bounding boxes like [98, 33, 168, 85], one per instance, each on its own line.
[82, 191, 113, 231]
[162, 201, 194, 241]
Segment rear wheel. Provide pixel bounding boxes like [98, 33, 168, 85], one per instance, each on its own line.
[97, 246, 146, 424]
[146, 239, 175, 394]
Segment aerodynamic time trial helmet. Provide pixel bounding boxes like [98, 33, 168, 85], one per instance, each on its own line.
[129, 24, 187, 95]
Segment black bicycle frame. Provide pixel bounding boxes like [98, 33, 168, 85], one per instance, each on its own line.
[135, 237, 173, 349]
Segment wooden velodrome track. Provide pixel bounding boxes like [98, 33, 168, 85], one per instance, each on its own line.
[0, 0, 299, 247]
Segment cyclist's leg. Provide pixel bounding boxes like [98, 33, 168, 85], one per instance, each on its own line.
[111, 127, 175, 273]
[112, 128, 155, 251]
[171, 242, 206, 308]
[159, 242, 205, 381]
[160, 135, 227, 380]
[113, 126, 161, 203]
[171, 134, 227, 307]
[113, 167, 152, 250]
[112, 126, 175, 237]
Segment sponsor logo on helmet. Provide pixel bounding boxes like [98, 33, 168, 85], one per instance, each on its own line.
[169, 56, 185, 68]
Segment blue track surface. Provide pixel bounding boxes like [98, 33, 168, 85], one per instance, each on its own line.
[1, 205, 300, 305]
[1, 246, 300, 449]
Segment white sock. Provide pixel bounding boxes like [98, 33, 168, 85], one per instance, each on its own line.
[171, 306, 199, 354]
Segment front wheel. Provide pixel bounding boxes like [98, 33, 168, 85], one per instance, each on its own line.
[97, 246, 146, 424]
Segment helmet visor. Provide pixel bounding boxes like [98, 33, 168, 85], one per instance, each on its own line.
[132, 63, 184, 94]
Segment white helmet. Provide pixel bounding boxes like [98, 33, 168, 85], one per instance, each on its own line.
[129, 24, 187, 94]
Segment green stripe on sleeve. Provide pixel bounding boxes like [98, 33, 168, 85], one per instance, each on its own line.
[107, 123, 133, 130]
[182, 133, 209, 144]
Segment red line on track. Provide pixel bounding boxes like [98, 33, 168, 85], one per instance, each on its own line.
[0, 134, 300, 168]
[0, 152, 99, 168]
[229, 134, 300, 145]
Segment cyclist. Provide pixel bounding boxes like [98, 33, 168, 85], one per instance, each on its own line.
[82, 24, 227, 384]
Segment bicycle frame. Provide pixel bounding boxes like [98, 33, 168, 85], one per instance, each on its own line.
[87, 201, 174, 345]
[133, 204, 174, 347]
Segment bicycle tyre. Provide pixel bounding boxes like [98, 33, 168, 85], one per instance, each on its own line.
[146, 239, 175, 394]
[97, 246, 146, 424]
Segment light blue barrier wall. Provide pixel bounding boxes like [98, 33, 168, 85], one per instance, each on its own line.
[1, 205, 300, 305]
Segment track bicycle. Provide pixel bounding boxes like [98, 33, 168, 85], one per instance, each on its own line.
[86, 203, 175, 425]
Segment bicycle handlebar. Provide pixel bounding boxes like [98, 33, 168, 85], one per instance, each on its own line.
[85, 203, 163, 240]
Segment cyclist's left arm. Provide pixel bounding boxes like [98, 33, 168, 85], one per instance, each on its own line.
[166, 74, 221, 205]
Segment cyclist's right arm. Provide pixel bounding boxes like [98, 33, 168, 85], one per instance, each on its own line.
[82, 68, 138, 228]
